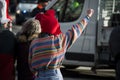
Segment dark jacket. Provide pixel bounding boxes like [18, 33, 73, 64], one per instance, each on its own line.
[16, 33, 39, 80]
[0, 30, 17, 55]
[109, 26, 120, 61]
[0, 30, 17, 80]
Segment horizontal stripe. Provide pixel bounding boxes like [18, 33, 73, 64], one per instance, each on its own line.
[29, 17, 89, 73]
[32, 53, 64, 68]
[32, 48, 65, 61]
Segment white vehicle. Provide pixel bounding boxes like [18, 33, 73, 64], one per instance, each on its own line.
[15, 0, 55, 25]
[15, 0, 38, 24]
[47, 0, 120, 72]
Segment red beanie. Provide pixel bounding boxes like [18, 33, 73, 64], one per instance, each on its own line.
[35, 9, 61, 36]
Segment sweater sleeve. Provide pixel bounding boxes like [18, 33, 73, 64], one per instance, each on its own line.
[65, 16, 90, 49]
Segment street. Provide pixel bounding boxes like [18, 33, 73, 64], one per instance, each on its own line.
[15, 66, 115, 80]
[61, 66, 115, 80]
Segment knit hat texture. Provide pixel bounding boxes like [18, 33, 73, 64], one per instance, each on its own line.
[21, 18, 41, 35]
[35, 9, 61, 36]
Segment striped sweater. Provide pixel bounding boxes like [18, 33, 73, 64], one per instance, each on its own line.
[29, 16, 90, 73]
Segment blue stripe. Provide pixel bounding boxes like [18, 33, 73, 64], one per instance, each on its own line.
[49, 53, 65, 66]
[85, 16, 90, 22]
[32, 53, 64, 66]
[66, 30, 72, 47]
[34, 45, 60, 53]
[31, 38, 61, 51]
[77, 22, 84, 29]
[73, 25, 80, 36]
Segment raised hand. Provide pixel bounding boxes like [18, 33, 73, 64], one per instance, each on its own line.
[87, 9, 94, 18]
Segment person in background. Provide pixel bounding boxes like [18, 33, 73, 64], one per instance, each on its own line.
[109, 26, 120, 80]
[6, 0, 12, 20]
[16, 18, 41, 80]
[0, 24, 17, 80]
[0, 0, 13, 31]
[31, 0, 51, 17]
[29, 9, 94, 80]
[6, 0, 13, 31]
[0, 2, 17, 80]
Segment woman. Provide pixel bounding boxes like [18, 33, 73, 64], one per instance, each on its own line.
[16, 18, 41, 80]
[29, 9, 94, 80]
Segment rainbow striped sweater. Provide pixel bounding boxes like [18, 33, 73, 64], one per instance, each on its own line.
[29, 16, 90, 73]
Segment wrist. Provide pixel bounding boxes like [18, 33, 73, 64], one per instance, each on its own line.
[85, 15, 90, 20]
[86, 15, 90, 19]
[84, 16, 90, 23]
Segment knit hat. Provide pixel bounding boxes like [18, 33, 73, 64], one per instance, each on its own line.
[21, 18, 41, 35]
[35, 9, 62, 36]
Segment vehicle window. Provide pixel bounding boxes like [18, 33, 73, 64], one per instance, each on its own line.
[100, 0, 120, 27]
[114, 0, 120, 13]
[51, 0, 85, 22]
[20, 0, 38, 3]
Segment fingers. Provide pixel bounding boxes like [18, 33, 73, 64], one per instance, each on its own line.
[87, 9, 94, 17]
